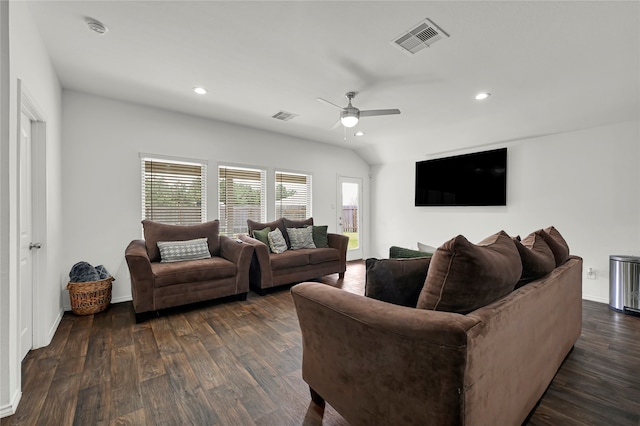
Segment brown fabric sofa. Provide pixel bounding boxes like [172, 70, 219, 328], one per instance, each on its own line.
[125, 220, 254, 322]
[292, 228, 582, 425]
[238, 217, 349, 294]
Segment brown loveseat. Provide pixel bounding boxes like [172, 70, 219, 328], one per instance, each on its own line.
[125, 220, 254, 322]
[238, 217, 349, 294]
[292, 227, 582, 425]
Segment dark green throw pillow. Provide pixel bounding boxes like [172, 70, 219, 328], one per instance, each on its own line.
[310, 225, 329, 248]
[365, 257, 432, 307]
[252, 227, 271, 251]
[389, 246, 432, 259]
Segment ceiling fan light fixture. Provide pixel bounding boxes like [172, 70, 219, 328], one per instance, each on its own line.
[341, 111, 359, 128]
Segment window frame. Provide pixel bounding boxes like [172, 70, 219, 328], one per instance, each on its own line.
[218, 163, 267, 236]
[140, 153, 207, 225]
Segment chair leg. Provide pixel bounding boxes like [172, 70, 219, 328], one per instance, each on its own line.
[338, 272, 345, 279]
[310, 387, 325, 406]
[135, 311, 158, 324]
[238, 292, 248, 301]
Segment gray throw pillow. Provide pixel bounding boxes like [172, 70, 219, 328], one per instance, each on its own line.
[287, 227, 316, 250]
[157, 237, 211, 263]
[267, 228, 288, 254]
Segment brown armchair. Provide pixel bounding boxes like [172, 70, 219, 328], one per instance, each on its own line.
[125, 220, 254, 322]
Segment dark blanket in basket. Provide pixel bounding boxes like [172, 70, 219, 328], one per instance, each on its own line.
[69, 261, 110, 282]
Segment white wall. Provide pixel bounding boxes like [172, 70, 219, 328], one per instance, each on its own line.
[61, 90, 371, 306]
[371, 120, 640, 303]
[1, 1, 63, 417]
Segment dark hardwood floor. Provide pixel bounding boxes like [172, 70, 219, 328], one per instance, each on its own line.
[3, 260, 639, 426]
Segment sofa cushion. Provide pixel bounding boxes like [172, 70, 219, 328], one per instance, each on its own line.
[152, 256, 236, 288]
[157, 237, 212, 263]
[252, 227, 271, 250]
[538, 226, 570, 266]
[248, 219, 286, 241]
[513, 233, 556, 287]
[308, 247, 340, 265]
[268, 228, 288, 254]
[416, 231, 522, 314]
[270, 251, 310, 270]
[365, 257, 431, 307]
[288, 227, 316, 250]
[142, 219, 220, 262]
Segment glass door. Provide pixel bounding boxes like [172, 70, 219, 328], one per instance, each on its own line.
[338, 176, 362, 261]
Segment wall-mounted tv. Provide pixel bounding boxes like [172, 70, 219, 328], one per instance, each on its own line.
[415, 148, 507, 206]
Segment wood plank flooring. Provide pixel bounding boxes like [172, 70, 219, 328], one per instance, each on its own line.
[3, 260, 639, 426]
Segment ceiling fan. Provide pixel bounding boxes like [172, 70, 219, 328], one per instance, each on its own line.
[316, 91, 401, 128]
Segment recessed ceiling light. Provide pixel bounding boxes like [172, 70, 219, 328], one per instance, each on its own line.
[354, 131, 365, 137]
[475, 92, 491, 100]
[193, 87, 207, 95]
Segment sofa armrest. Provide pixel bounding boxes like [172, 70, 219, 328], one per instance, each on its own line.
[220, 235, 254, 293]
[327, 233, 349, 272]
[237, 234, 274, 289]
[291, 282, 479, 426]
[124, 240, 155, 314]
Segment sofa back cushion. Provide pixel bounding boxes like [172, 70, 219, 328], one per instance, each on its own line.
[365, 257, 431, 308]
[513, 233, 556, 287]
[142, 219, 220, 262]
[538, 226, 570, 266]
[416, 231, 522, 314]
[248, 219, 286, 243]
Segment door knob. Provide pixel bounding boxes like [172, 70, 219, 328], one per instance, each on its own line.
[29, 242, 42, 250]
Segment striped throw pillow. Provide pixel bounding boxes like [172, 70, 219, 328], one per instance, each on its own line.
[157, 238, 211, 263]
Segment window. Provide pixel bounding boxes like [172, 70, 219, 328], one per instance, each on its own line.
[218, 165, 266, 236]
[276, 171, 312, 220]
[141, 155, 207, 225]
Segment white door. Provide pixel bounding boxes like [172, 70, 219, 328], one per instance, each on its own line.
[338, 176, 362, 261]
[19, 111, 34, 361]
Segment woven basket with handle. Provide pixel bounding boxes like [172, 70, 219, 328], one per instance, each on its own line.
[66, 276, 113, 315]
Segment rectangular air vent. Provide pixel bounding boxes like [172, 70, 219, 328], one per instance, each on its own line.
[272, 111, 298, 121]
[392, 18, 449, 55]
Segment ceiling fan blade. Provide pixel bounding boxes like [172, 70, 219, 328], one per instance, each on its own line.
[317, 98, 345, 111]
[360, 109, 401, 117]
[330, 118, 342, 130]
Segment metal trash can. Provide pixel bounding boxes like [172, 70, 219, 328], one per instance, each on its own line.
[609, 255, 640, 315]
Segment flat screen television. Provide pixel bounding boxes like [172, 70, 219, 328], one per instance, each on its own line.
[415, 148, 507, 206]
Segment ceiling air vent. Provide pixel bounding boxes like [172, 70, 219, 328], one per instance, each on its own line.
[272, 111, 298, 121]
[392, 18, 449, 55]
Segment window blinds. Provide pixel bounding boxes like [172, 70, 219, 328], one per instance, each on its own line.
[218, 165, 266, 236]
[276, 171, 312, 221]
[141, 157, 206, 225]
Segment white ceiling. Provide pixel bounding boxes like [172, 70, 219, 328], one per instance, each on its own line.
[26, 1, 640, 165]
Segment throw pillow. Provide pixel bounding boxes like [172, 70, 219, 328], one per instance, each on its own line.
[287, 227, 316, 250]
[267, 228, 288, 254]
[309, 225, 329, 248]
[157, 237, 212, 263]
[389, 246, 432, 259]
[282, 217, 314, 248]
[365, 257, 431, 308]
[142, 219, 220, 262]
[416, 231, 522, 314]
[538, 226, 570, 267]
[513, 233, 556, 288]
[417, 242, 438, 253]
[252, 227, 271, 249]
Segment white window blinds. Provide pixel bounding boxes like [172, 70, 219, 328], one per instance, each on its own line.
[141, 156, 207, 225]
[218, 165, 266, 236]
[276, 171, 312, 221]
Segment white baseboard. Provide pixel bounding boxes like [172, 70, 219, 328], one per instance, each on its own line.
[0, 389, 21, 419]
[582, 294, 608, 304]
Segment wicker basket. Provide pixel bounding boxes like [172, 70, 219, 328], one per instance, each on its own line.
[67, 276, 113, 315]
